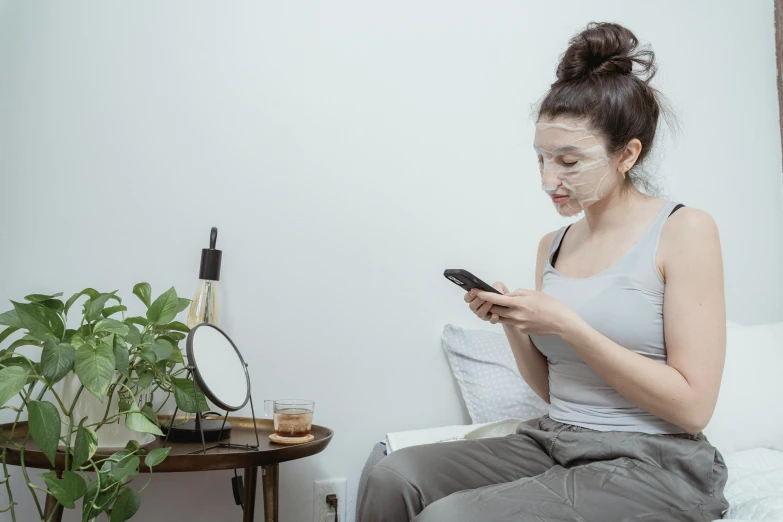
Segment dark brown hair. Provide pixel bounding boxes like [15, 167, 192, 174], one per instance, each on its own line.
[538, 22, 669, 193]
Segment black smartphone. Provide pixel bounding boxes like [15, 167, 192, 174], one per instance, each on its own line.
[443, 269, 501, 294]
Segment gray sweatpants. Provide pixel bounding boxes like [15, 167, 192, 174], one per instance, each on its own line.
[358, 415, 729, 522]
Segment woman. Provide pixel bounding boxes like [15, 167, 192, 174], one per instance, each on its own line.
[358, 22, 728, 522]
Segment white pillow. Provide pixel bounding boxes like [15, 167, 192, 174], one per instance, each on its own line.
[441, 324, 549, 424]
[702, 321, 783, 455]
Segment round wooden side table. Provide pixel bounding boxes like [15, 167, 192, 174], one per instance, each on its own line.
[0, 416, 333, 522]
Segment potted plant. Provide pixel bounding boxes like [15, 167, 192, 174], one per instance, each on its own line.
[0, 283, 206, 521]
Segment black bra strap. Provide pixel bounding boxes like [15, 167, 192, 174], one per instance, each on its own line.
[669, 203, 685, 217]
[550, 224, 572, 267]
[551, 203, 685, 268]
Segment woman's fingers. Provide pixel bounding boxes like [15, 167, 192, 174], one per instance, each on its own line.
[477, 299, 494, 319]
[469, 297, 484, 313]
[489, 305, 513, 318]
[464, 291, 476, 303]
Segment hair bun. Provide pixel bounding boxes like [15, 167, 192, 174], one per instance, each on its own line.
[556, 22, 656, 82]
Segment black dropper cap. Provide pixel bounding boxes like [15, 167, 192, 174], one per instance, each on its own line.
[198, 227, 222, 281]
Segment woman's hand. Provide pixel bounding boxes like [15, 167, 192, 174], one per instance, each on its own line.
[464, 282, 509, 324]
[472, 288, 582, 337]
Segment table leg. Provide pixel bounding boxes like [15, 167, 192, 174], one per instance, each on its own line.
[243, 466, 259, 522]
[262, 463, 279, 522]
[43, 472, 63, 522]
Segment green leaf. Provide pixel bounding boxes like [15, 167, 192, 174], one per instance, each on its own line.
[133, 283, 152, 308]
[0, 356, 35, 371]
[86, 292, 118, 322]
[0, 326, 19, 344]
[139, 346, 157, 365]
[125, 403, 163, 436]
[40, 299, 65, 314]
[124, 439, 139, 452]
[144, 447, 170, 468]
[101, 305, 127, 318]
[140, 402, 157, 425]
[12, 301, 64, 343]
[111, 454, 140, 482]
[125, 317, 149, 328]
[146, 287, 179, 326]
[75, 342, 115, 399]
[134, 369, 153, 390]
[41, 470, 86, 509]
[6, 338, 43, 351]
[94, 318, 129, 336]
[24, 293, 63, 303]
[168, 345, 184, 365]
[176, 298, 190, 313]
[82, 473, 113, 521]
[64, 288, 99, 316]
[70, 332, 85, 349]
[160, 333, 185, 346]
[72, 420, 98, 470]
[163, 321, 190, 333]
[124, 324, 142, 347]
[172, 378, 209, 414]
[113, 338, 130, 378]
[152, 339, 173, 362]
[28, 400, 60, 466]
[118, 398, 132, 413]
[0, 309, 23, 329]
[109, 487, 141, 522]
[41, 342, 76, 384]
[0, 366, 29, 406]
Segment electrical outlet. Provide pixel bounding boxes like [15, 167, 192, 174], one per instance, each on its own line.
[313, 478, 347, 522]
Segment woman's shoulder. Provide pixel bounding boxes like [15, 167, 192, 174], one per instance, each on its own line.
[662, 204, 719, 243]
[658, 204, 721, 281]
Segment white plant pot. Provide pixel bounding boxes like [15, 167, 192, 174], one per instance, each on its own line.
[58, 372, 155, 450]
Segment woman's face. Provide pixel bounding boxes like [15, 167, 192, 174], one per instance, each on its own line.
[534, 116, 620, 217]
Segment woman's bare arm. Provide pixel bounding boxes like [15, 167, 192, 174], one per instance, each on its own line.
[503, 231, 556, 403]
[560, 209, 726, 433]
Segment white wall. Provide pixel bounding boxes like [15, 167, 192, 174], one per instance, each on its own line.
[0, 1, 780, 521]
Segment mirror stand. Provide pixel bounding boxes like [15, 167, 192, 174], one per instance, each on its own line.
[163, 365, 261, 455]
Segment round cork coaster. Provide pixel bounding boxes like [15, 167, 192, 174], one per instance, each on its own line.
[268, 433, 315, 445]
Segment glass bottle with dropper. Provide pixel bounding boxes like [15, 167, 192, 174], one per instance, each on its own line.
[187, 227, 222, 328]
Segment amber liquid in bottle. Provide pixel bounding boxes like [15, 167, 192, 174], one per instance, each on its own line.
[187, 279, 220, 328]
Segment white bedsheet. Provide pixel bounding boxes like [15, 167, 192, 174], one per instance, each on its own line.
[718, 448, 783, 521]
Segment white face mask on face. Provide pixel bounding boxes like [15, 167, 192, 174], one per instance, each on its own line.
[534, 122, 615, 217]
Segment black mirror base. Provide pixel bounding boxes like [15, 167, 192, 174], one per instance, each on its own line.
[161, 418, 232, 443]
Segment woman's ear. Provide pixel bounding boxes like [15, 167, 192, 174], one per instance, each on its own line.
[619, 138, 642, 177]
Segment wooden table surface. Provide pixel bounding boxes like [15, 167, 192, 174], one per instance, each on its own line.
[1, 416, 334, 521]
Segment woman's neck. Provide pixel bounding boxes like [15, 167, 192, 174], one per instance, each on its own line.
[581, 186, 654, 237]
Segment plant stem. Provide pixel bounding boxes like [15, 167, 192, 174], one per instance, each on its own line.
[154, 392, 172, 414]
[1, 449, 17, 521]
[63, 415, 74, 473]
[19, 433, 44, 519]
[67, 385, 84, 416]
[16, 384, 54, 520]
[61, 385, 84, 473]
[99, 382, 120, 425]
[46, 387, 67, 416]
[0, 382, 37, 522]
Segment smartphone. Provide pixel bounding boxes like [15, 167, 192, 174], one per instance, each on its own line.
[443, 269, 501, 294]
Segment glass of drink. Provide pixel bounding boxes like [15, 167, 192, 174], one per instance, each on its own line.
[264, 399, 314, 439]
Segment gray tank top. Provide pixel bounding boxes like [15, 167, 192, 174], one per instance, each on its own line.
[530, 200, 683, 434]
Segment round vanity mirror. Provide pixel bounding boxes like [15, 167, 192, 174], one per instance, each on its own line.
[186, 323, 250, 412]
